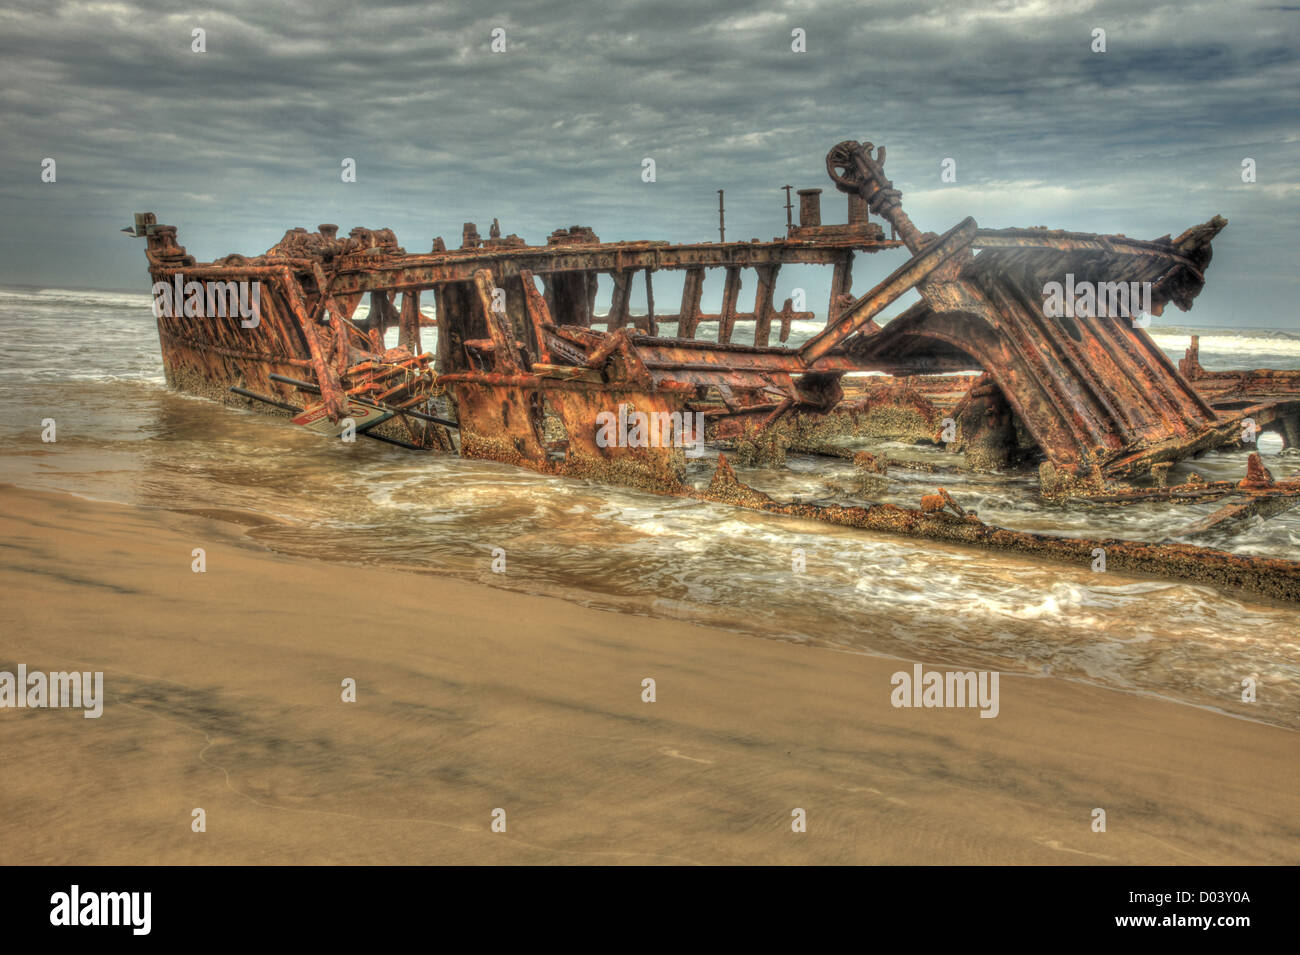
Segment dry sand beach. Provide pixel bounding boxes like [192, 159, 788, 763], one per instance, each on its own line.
[1, 483, 1297, 865]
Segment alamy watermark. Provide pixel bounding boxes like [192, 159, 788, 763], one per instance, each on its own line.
[152, 273, 261, 328]
[595, 403, 706, 458]
[1042, 274, 1151, 326]
[50, 885, 150, 934]
[0, 665, 104, 718]
[890, 663, 999, 718]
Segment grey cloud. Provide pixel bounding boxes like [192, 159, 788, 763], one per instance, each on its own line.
[0, 0, 1296, 326]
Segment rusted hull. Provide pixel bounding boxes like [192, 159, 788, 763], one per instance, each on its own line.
[128, 138, 1300, 601]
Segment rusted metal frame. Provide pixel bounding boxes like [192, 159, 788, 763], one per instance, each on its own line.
[1071, 309, 1177, 437]
[539, 274, 556, 319]
[158, 261, 320, 278]
[334, 291, 364, 323]
[1037, 248, 1212, 429]
[660, 309, 804, 326]
[752, 264, 779, 347]
[1089, 309, 1209, 433]
[638, 357, 856, 376]
[154, 262, 298, 363]
[366, 292, 387, 351]
[306, 261, 337, 325]
[973, 238, 1217, 428]
[440, 370, 693, 396]
[643, 268, 657, 336]
[549, 273, 594, 328]
[274, 266, 348, 418]
[1111, 316, 1208, 434]
[980, 278, 1118, 453]
[629, 338, 857, 372]
[632, 333, 812, 356]
[992, 267, 1139, 446]
[777, 299, 796, 342]
[1080, 482, 1300, 507]
[323, 237, 903, 297]
[650, 368, 791, 392]
[702, 455, 1300, 603]
[250, 295, 300, 364]
[828, 251, 853, 323]
[989, 254, 1143, 441]
[949, 278, 1096, 452]
[585, 273, 599, 328]
[1182, 494, 1300, 539]
[584, 327, 635, 368]
[1129, 321, 1221, 423]
[371, 376, 428, 405]
[307, 287, 369, 354]
[386, 393, 455, 423]
[270, 370, 433, 408]
[232, 383, 426, 450]
[347, 367, 427, 396]
[471, 268, 526, 373]
[540, 328, 587, 366]
[631, 341, 861, 377]
[585, 330, 656, 391]
[902, 304, 1097, 468]
[437, 371, 558, 387]
[156, 329, 313, 368]
[308, 261, 358, 379]
[799, 217, 978, 366]
[605, 270, 633, 332]
[548, 324, 605, 351]
[530, 364, 603, 383]
[153, 262, 300, 367]
[345, 353, 428, 374]
[971, 231, 1204, 272]
[1100, 418, 1248, 479]
[518, 270, 553, 364]
[718, 267, 742, 344]
[399, 288, 422, 353]
[330, 305, 375, 354]
[679, 268, 704, 339]
[1084, 299, 1214, 431]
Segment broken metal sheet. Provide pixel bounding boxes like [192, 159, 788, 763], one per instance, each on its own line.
[823, 139, 1232, 482]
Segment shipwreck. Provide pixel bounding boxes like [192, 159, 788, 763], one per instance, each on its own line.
[128, 139, 1300, 601]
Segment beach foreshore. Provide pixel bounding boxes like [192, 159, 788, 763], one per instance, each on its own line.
[0, 483, 1296, 865]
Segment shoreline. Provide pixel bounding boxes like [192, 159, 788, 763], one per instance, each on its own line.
[1, 483, 1297, 864]
[11, 478, 1300, 731]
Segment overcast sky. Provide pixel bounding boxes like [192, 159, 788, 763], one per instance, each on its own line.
[1, 0, 1297, 326]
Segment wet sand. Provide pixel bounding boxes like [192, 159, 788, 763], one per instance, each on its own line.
[0, 483, 1296, 865]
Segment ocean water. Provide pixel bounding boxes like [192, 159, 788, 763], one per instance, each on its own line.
[1, 284, 1298, 728]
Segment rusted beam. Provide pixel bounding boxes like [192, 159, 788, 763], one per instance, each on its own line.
[752, 264, 779, 347]
[828, 252, 853, 324]
[606, 270, 633, 332]
[399, 288, 421, 353]
[679, 268, 704, 339]
[472, 268, 525, 374]
[518, 269, 552, 364]
[642, 267, 657, 336]
[718, 267, 742, 345]
[799, 217, 978, 365]
[703, 455, 1300, 603]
